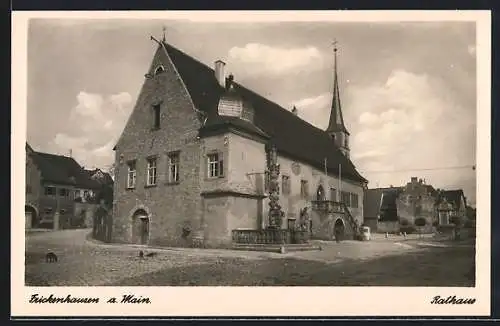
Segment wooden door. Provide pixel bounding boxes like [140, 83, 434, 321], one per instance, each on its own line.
[140, 218, 149, 245]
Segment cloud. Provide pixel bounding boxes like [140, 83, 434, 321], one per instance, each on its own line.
[72, 92, 104, 118]
[289, 69, 475, 203]
[344, 69, 476, 203]
[289, 93, 331, 129]
[49, 91, 133, 170]
[228, 43, 324, 76]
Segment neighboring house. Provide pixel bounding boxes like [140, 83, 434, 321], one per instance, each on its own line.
[363, 177, 460, 233]
[363, 186, 401, 233]
[77, 168, 114, 203]
[435, 189, 467, 225]
[112, 38, 367, 247]
[24, 143, 103, 229]
[396, 177, 437, 233]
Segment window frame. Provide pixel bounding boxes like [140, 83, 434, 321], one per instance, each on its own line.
[281, 175, 291, 195]
[341, 191, 351, 207]
[58, 188, 69, 198]
[330, 187, 337, 202]
[152, 104, 161, 130]
[167, 151, 181, 184]
[154, 65, 165, 75]
[127, 160, 137, 189]
[146, 156, 158, 187]
[300, 180, 309, 199]
[350, 192, 359, 208]
[44, 186, 56, 196]
[207, 152, 224, 179]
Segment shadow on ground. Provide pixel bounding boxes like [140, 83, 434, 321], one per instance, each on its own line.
[111, 245, 475, 287]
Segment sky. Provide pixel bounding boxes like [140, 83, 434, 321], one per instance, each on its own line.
[26, 18, 477, 205]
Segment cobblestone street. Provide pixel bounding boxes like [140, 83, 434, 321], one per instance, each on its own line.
[25, 229, 475, 286]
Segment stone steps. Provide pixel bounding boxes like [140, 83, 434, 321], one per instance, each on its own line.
[231, 243, 321, 254]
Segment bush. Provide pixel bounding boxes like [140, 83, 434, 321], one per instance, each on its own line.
[414, 217, 427, 227]
[400, 218, 410, 226]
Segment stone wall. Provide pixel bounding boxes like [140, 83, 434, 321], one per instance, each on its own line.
[377, 221, 400, 233]
[25, 149, 42, 220]
[267, 153, 364, 228]
[112, 43, 203, 247]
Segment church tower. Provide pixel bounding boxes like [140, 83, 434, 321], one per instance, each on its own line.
[326, 42, 350, 158]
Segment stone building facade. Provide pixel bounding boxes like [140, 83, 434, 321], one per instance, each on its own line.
[363, 177, 468, 233]
[395, 177, 437, 233]
[25, 143, 109, 229]
[112, 37, 367, 247]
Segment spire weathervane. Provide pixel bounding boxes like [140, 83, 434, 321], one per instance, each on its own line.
[332, 39, 338, 68]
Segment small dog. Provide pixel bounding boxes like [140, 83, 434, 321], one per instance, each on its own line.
[45, 252, 58, 263]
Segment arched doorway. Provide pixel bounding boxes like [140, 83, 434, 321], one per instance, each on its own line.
[316, 185, 325, 201]
[132, 209, 150, 245]
[334, 218, 345, 241]
[25, 205, 37, 229]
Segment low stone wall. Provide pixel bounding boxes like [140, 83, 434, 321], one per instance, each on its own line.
[74, 202, 98, 228]
[377, 221, 399, 233]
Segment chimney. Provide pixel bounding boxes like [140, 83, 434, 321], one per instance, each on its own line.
[291, 106, 298, 116]
[214, 60, 226, 88]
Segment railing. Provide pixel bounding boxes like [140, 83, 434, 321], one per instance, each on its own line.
[340, 202, 360, 238]
[311, 200, 345, 213]
[311, 200, 360, 239]
[232, 229, 311, 244]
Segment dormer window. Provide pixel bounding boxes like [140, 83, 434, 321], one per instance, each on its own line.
[154, 65, 165, 75]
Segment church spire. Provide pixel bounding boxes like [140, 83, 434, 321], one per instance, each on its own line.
[326, 40, 348, 135]
[326, 40, 350, 158]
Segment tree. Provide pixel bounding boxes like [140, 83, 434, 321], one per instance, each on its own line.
[95, 183, 114, 209]
[414, 217, 426, 227]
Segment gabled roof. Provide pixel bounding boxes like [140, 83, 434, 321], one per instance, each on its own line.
[437, 189, 466, 209]
[364, 187, 403, 219]
[27, 144, 101, 189]
[363, 188, 384, 218]
[162, 42, 366, 184]
[84, 168, 114, 186]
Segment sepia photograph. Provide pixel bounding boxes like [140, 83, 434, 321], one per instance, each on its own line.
[12, 10, 491, 317]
